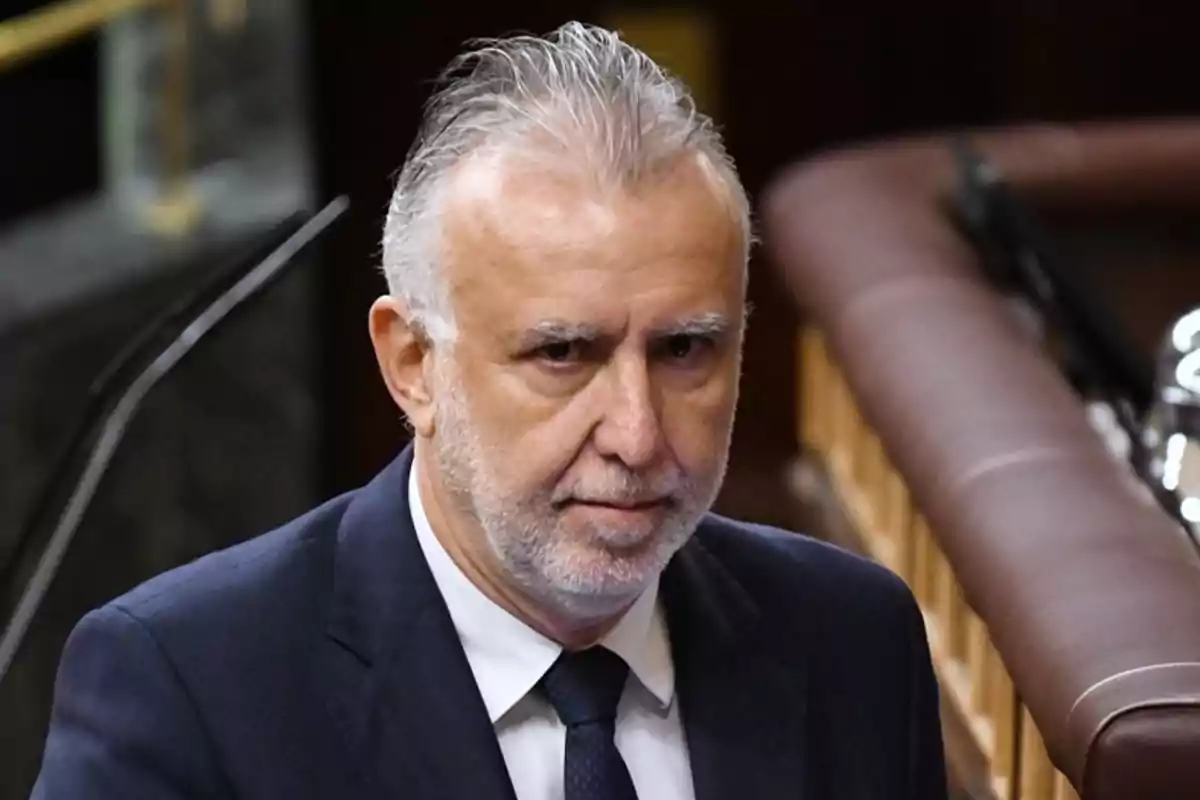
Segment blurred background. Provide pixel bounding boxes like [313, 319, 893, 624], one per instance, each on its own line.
[2, 1, 1200, 798]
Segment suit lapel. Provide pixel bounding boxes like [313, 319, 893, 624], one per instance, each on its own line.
[663, 527, 809, 800]
[321, 446, 517, 800]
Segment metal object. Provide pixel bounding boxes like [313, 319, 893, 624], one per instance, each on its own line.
[1141, 307, 1200, 542]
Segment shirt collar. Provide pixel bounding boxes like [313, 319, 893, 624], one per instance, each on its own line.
[408, 461, 674, 723]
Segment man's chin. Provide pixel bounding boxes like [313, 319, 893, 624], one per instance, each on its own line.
[564, 529, 689, 588]
[540, 573, 654, 619]
[487, 510, 699, 617]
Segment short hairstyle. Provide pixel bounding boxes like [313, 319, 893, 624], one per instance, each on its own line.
[381, 21, 751, 342]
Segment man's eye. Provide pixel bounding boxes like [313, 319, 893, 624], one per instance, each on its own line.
[659, 334, 713, 363]
[666, 334, 696, 359]
[537, 340, 581, 363]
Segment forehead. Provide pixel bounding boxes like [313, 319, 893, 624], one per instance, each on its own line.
[438, 151, 745, 332]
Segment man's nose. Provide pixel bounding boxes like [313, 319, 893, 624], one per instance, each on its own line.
[591, 359, 663, 470]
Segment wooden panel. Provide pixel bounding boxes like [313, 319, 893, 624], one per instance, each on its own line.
[913, 515, 934, 609]
[1021, 706, 1057, 800]
[886, 471, 913, 581]
[830, 367, 856, 483]
[790, 452, 1006, 799]
[936, 560, 968, 665]
[1054, 770, 1081, 800]
[990, 659, 1016, 793]
[966, 611, 991, 718]
[794, 328, 1069, 800]
[798, 329, 818, 450]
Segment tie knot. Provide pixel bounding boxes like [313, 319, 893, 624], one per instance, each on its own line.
[540, 647, 630, 727]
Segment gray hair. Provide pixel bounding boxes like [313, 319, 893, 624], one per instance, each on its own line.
[381, 21, 751, 343]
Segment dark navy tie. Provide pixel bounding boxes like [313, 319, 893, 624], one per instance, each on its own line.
[540, 647, 639, 800]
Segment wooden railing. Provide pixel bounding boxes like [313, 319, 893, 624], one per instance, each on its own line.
[799, 326, 1080, 800]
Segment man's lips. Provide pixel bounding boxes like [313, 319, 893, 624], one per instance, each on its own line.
[568, 497, 671, 510]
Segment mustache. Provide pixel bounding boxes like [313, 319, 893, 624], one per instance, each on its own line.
[551, 468, 688, 506]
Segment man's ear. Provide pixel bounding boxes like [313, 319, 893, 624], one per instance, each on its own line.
[368, 295, 437, 437]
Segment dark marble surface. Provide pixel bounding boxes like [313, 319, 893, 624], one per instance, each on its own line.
[0, 147, 320, 797]
[0, 258, 323, 798]
[0, 2, 321, 791]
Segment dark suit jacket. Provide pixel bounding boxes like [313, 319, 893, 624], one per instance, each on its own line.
[33, 447, 947, 799]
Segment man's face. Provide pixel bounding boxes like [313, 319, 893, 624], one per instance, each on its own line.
[430, 152, 746, 618]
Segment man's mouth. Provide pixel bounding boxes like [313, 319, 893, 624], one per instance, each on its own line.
[569, 497, 671, 510]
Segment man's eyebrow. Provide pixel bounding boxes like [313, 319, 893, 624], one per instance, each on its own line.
[517, 320, 603, 349]
[653, 312, 733, 338]
[516, 311, 738, 350]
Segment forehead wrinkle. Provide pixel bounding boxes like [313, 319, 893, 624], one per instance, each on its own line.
[443, 145, 734, 255]
[438, 149, 743, 325]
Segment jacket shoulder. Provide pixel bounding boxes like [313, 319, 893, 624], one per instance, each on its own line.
[698, 513, 910, 592]
[694, 513, 919, 629]
[105, 491, 354, 635]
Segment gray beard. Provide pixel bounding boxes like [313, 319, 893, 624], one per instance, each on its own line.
[429, 365, 727, 622]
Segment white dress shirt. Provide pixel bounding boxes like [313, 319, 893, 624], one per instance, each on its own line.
[409, 465, 695, 800]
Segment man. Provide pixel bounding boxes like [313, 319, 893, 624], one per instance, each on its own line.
[33, 22, 946, 800]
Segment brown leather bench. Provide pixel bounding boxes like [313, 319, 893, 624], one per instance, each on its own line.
[762, 121, 1200, 799]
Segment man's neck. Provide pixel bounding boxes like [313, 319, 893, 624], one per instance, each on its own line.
[414, 446, 629, 650]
